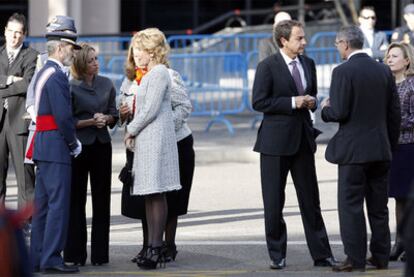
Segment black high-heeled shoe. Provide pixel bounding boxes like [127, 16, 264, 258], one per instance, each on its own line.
[389, 242, 404, 261]
[400, 252, 406, 262]
[137, 246, 166, 270]
[164, 244, 177, 262]
[130, 245, 149, 263]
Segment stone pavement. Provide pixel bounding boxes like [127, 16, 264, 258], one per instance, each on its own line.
[5, 112, 406, 276]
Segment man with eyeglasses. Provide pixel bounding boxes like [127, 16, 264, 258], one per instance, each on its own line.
[358, 6, 388, 61]
[0, 13, 37, 215]
[392, 4, 414, 45]
[29, 16, 82, 274]
[322, 25, 401, 272]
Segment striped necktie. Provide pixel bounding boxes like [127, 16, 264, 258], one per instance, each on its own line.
[8, 51, 15, 65]
[4, 51, 15, 110]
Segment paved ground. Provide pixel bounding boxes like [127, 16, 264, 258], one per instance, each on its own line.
[4, 112, 406, 276]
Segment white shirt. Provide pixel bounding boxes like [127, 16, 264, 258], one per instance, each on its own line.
[6, 43, 23, 62]
[280, 50, 307, 109]
[5, 44, 24, 86]
[360, 26, 374, 47]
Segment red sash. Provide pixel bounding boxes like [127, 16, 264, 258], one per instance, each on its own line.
[25, 115, 58, 159]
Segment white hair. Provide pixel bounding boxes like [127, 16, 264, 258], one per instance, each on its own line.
[46, 40, 65, 55]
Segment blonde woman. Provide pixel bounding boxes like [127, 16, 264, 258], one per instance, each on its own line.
[123, 28, 181, 270]
[385, 42, 414, 262]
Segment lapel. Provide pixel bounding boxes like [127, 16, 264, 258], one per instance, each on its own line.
[12, 45, 26, 68]
[274, 53, 298, 95]
[0, 46, 10, 72]
[372, 32, 381, 49]
[299, 55, 312, 94]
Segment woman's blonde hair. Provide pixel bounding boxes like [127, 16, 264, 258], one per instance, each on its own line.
[71, 43, 97, 80]
[385, 42, 414, 77]
[125, 28, 170, 81]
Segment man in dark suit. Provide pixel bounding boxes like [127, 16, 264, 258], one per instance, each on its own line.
[252, 19, 334, 270]
[358, 6, 388, 61]
[321, 25, 401, 272]
[0, 13, 37, 209]
[29, 17, 82, 274]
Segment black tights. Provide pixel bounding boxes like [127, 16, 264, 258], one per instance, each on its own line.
[141, 215, 178, 247]
[395, 198, 407, 241]
[143, 193, 167, 248]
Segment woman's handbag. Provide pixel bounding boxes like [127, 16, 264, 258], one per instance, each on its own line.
[119, 150, 146, 219]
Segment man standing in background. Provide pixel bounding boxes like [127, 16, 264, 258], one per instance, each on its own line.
[358, 6, 388, 61]
[392, 4, 414, 45]
[0, 13, 37, 212]
[258, 11, 291, 62]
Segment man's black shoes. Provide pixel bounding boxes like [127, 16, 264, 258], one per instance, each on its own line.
[270, 258, 286, 270]
[314, 256, 338, 267]
[42, 264, 79, 274]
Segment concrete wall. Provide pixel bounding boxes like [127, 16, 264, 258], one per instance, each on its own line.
[28, 0, 119, 36]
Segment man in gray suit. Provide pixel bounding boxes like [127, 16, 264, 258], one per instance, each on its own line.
[358, 6, 388, 61]
[0, 13, 37, 208]
[258, 11, 291, 62]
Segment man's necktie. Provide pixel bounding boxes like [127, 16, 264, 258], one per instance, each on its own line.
[3, 52, 15, 110]
[290, 60, 305, 95]
[8, 51, 15, 65]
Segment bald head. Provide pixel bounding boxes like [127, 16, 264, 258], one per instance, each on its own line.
[274, 12, 292, 27]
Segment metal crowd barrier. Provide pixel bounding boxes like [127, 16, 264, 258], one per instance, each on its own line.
[169, 52, 248, 134]
[168, 33, 271, 54]
[25, 31, 384, 134]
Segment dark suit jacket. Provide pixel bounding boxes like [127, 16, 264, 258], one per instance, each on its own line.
[363, 30, 388, 61]
[70, 75, 118, 145]
[252, 53, 319, 156]
[321, 53, 401, 164]
[0, 44, 38, 135]
[33, 60, 77, 165]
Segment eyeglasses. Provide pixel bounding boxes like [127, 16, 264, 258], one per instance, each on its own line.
[361, 15, 376, 20]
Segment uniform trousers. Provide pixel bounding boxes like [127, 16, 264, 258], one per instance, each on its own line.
[30, 161, 71, 269]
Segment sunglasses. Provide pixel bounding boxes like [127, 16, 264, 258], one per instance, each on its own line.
[361, 15, 376, 20]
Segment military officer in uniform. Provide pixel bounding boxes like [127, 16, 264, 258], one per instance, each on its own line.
[29, 17, 82, 274]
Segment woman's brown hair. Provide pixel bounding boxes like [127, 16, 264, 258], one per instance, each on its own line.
[71, 43, 97, 80]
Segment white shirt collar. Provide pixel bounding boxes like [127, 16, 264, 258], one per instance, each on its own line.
[7, 43, 23, 57]
[360, 26, 374, 35]
[280, 49, 301, 66]
[347, 50, 367, 60]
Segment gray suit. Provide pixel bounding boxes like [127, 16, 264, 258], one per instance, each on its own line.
[0, 44, 38, 208]
[258, 37, 279, 62]
[363, 31, 389, 61]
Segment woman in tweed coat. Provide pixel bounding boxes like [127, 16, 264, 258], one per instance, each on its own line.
[120, 32, 195, 265]
[124, 28, 181, 269]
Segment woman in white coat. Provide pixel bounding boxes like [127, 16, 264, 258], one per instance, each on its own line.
[124, 28, 181, 270]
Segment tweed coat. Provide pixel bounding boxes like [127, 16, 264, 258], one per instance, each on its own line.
[126, 64, 181, 195]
